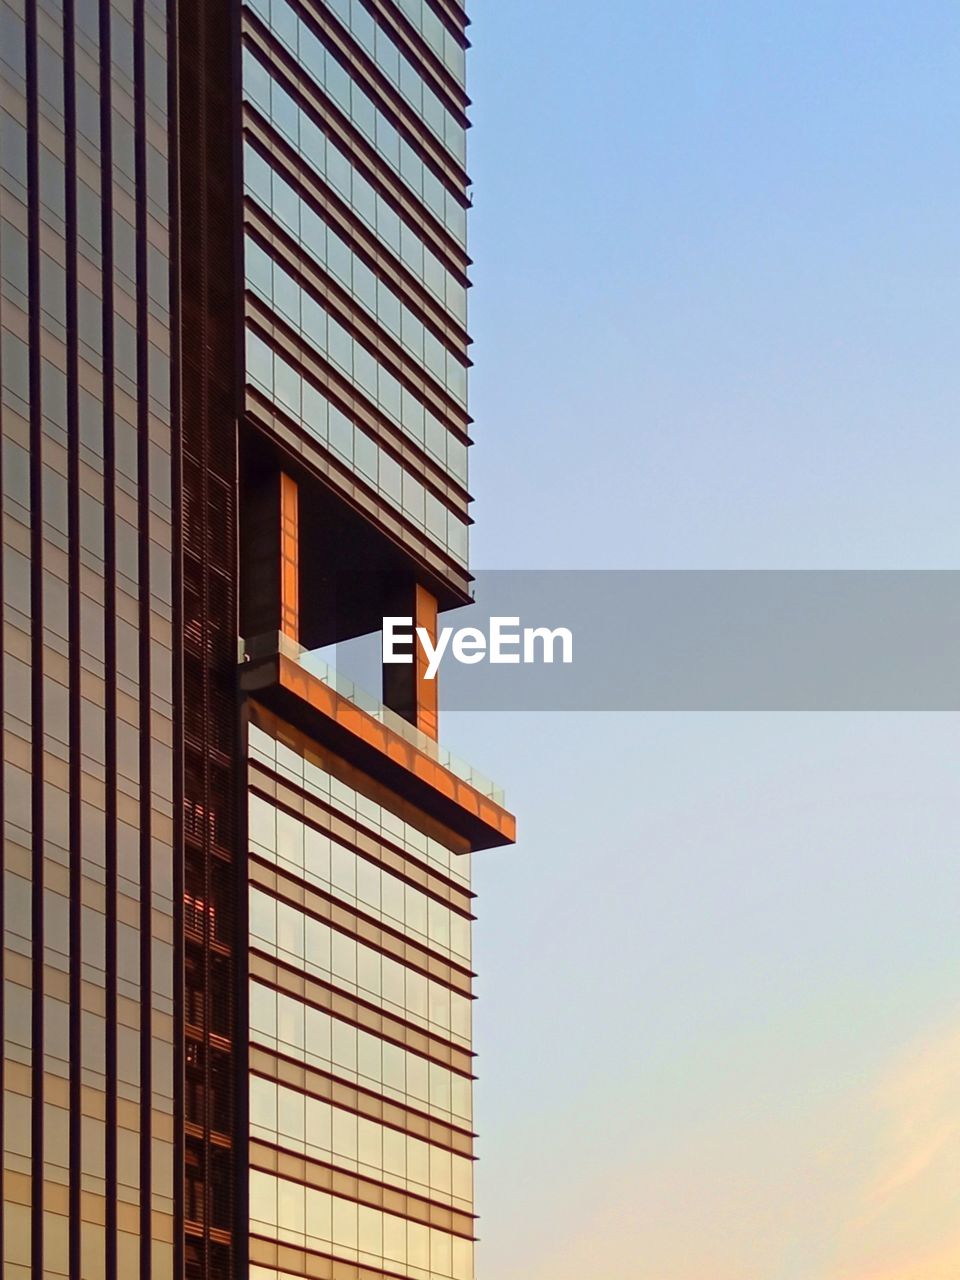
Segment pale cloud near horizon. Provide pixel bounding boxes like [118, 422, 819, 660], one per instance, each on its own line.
[487, 1019, 960, 1280]
[831, 1241, 960, 1280]
[863, 1027, 960, 1209]
[824, 1022, 960, 1280]
[469, 0, 960, 1271]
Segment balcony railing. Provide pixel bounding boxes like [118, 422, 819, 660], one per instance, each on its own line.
[240, 631, 506, 805]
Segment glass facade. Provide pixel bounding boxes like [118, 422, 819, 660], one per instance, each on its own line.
[245, 0, 468, 233]
[245, 705, 478, 1278]
[2, 2, 505, 1280]
[1, 0, 176, 1276]
[240, 0, 473, 582]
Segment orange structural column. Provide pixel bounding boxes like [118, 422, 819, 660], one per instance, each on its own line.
[279, 472, 299, 643]
[414, 584, 439, 740]
[382, 581, 440, 740]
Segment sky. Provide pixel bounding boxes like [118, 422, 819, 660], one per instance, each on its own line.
[437, 2, 960, 1276]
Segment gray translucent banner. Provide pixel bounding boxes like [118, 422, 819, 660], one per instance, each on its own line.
[328, 571, 960, 711]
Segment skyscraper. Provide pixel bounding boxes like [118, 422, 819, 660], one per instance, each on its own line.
[0, 2, 515, 1279]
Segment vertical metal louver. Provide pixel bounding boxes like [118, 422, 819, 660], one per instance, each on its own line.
[177, 0, 244, 1275]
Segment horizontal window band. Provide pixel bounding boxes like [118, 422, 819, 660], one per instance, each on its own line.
[242, 105, 469, 308]
[250, 1138, 476, 1236]
[241, 133, 470, 353]
[239, 52, 470, 283]
[244, 398, 472, 600]
[250, 951, 474, 1075]
[243, 270, 471, 492]
[247, 774, 474, 926]
[247, 752, 475, 911]
[292, 0, 471, 169]
[250, 1231, 442, 1280]
[245, 2, 469, 196]
[247, 891, 472, 1049]
[244, 320, 473, 535]
[250, 856, 475, 994]
[429, 0, 469, 34]
[244, 244, 469, 432]
[241, 16, 467, 251]
[250, 1045, 475, 1155]
[360, 0, 469, 113]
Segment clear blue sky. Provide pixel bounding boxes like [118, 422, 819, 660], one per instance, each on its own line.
[444, 3, 960, 1276]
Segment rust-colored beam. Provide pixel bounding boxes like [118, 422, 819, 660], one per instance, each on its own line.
[279, 472, 299, 643]
[382, 581, 442, 739]
[413, 583, 439, 740]
[242, 654, 516, 852]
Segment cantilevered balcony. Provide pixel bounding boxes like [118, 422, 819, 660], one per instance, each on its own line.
[239, 631, 515, 852]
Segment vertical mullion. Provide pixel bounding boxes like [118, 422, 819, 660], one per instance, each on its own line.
[0, 126, 7, 1280]
[23, 2, 45, 1275]
[178, 0, 241, 1268]
[63, 1, 84, 1278]
[168, 0, 185, 1272]
[132, 1, 153, 1273]
[197, 14, 212, 1270]
[98, 3, 118, 1278]
[229, 0, 249, 1261]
